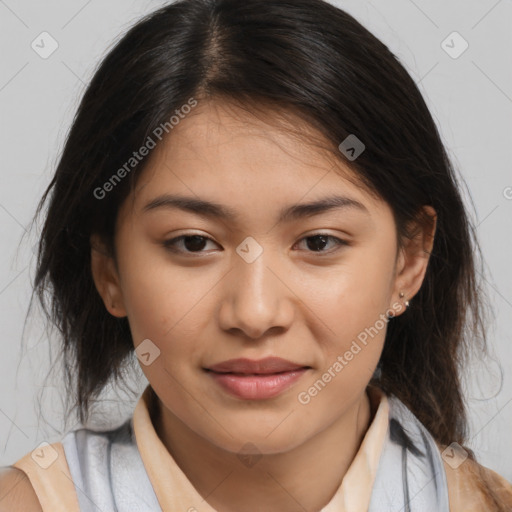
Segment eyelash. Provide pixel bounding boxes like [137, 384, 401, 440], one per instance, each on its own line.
[162, 233, 348, 256]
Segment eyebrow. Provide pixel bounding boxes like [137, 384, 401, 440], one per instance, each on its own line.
[142, 193, 370, 223]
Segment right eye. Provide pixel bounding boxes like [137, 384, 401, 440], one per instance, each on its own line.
[162, 234, 221, 255]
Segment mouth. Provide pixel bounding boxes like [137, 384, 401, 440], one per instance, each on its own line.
[205, 356, 311, 374]
[203, 357, 312, 400]
[205, 370, 307, 375]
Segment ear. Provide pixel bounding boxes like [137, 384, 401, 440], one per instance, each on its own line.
[391, 205, 437, 316]
[90, 233, 127, 318]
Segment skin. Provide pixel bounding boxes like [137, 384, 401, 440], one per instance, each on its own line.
[91, 100, 436, 512]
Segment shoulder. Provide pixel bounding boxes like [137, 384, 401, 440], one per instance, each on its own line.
[0, 466, 42, 512]
[440, 445, 512, 511]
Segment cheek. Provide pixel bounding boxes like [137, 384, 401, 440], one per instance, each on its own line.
[120, 256, 208, 389]
[345, 237, 397, 312]
[304, 245, 394, 376]
[115, 242, 189, 340]
[298, 304, 387, 416]
[312, 252, 394, 332]
[117, 245, 218, 375]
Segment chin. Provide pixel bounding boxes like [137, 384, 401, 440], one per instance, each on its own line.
[201, 420, 311, 457]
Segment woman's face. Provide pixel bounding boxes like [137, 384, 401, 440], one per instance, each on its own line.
[92, 100, 433, 455]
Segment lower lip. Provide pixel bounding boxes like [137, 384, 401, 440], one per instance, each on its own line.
[206, 368, 309, 400]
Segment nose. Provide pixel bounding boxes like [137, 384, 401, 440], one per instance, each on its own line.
[218, 248, 295, 340]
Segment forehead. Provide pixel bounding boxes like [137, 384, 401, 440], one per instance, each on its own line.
[122, 100, 389, 224]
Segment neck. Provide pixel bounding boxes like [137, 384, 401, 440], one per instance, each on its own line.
[151, 388, 374, 512]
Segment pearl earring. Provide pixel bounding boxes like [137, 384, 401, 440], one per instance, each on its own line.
[399, 291, 410, 309]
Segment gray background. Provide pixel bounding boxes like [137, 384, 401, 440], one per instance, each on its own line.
[1, 0, 511, 481]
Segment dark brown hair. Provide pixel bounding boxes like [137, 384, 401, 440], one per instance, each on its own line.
[28, 0, 489, 453]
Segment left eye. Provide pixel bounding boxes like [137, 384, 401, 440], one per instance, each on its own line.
[294, 234, 348, 254]
[162, 233, 348, 255]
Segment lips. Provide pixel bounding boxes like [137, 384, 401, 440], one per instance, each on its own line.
[204, 357, 311, 400]
[205, 357, 310, 375]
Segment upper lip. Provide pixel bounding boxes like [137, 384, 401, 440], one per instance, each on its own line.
[205, 357, 310, 374]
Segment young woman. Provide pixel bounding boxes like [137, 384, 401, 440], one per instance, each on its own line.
[1, 0, 511, 510]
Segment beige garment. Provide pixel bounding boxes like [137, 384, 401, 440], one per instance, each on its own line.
[11, 440, 81, 512]
[11, 385, 512, 511]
